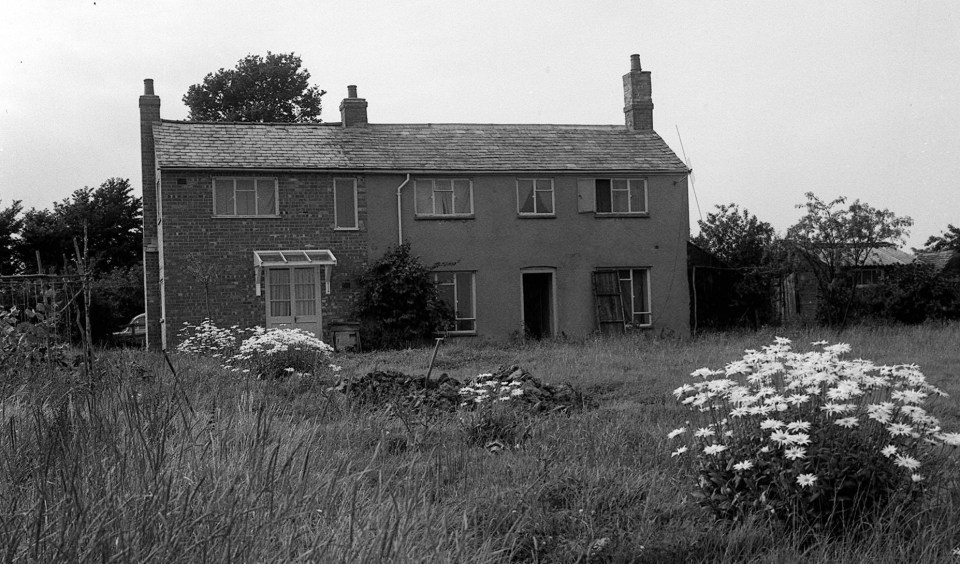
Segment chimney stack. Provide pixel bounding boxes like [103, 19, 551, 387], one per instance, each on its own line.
[340, 85, 368, 127]
[139, 79, 162, 349]
[623, 54, 654, 131]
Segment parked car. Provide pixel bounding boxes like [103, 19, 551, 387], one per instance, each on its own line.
[112, 313, 146, 347]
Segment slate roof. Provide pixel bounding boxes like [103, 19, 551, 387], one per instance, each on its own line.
[862, 247, 915, 267]
[153, 121, 689, 173]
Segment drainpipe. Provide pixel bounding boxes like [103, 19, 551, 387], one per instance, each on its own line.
[396, 173, 411, 245]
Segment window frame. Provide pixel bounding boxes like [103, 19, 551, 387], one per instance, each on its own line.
[212, 177, 279, 217]
[414, 178, 474, 218]
[432, 270, 477, 334]
[516, 178, 556, 217]
[598, 267, 652, 327]
[333, 177, 359, 230]
[586, 178, 648, 215]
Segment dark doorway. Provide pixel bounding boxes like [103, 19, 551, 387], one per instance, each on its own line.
[522, 272, 553, 339]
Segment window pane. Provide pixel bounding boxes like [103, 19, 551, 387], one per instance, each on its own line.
[611, 188, 629, 213]
[629, 180, 646, 212]
[434, 272, 454, 284]
[257, 181, 276, 215]
[236, 179, 256, 215]
[294, 268, 316, 315]
[633, 269, 648, 313]
[436, 189, 453, 214]
[457, 319, 476, 332]
[269, 269, 291, 317]
[335, 179, 357, 228]
[453, 180, 471, 214]
[437, 282, 455, 308]
[415, 181, 432, 214]
[535, 189, 552, 214]
[595, 179, 611, 212]
[518, 180, 535, 213]
[618, 278, 632, 322]
[455, 272, 474, 317]
[214, 180, 234, 215]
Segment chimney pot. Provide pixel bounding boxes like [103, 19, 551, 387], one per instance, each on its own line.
[630, 54, 641, 71]
[144, 78, 155, 96]
[347, 85, 358, 98]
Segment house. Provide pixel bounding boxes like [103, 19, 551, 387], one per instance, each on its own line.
[779, 245, 915, 324]
[139, 55, 691, 349]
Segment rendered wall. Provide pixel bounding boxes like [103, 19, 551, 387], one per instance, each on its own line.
[365, 173, 690, 339]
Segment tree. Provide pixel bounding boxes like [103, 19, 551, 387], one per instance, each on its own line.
[16, 178, 142, 274]
[183, 52, 326, 122]
[922, 224, 960, 252]
[694, 204, 777, 267]
[692, 204, 783, 328]
[0, 200, 24, 275]
[786, 192, 913, 327]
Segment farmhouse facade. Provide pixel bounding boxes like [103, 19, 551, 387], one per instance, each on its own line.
[140, 55, 691, 349]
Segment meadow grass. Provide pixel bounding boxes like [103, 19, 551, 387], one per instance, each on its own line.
[1, 322, 958, 562]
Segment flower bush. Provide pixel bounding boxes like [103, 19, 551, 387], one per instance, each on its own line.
[176, 319, 247, 358]
[228, 326, 334, 379]
[669, 337, 960, 534]
[176, 320, 336, 379]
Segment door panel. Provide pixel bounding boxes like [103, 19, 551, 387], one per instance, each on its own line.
[265, 267, 322, 337]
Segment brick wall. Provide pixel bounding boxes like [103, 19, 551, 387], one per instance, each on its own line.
[157, 171, 368, 347]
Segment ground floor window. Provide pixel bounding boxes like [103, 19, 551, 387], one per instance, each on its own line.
[433, 271, 476, 333]
[599, 267, 651, 327]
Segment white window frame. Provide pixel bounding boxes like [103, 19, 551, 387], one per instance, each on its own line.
[213, 177, 279, 217]
[593, 178, 648, 215]
[516, 178, 555, 216]
[414, 179, 474, 217]
[334, 177, 359, 230]
[433, 271, 477, 334]
[602, 267, 652, 327]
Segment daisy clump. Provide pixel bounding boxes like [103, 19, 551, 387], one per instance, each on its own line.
[228, 327, 335, 379]
[668, 337, 958, 534]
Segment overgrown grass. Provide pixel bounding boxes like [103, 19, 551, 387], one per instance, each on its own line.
[1, 322, 958, 562]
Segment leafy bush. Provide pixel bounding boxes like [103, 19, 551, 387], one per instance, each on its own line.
[177, 319, 336, 379]
[669, 337, 959, 534]
[857, 263, 960, 324]
[354, 243, 452, 350]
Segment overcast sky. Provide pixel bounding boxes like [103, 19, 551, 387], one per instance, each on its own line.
[2, 0, 958, 249]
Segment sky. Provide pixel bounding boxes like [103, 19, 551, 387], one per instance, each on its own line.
[2, 0, 958, 250]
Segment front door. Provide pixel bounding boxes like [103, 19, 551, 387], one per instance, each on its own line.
[522, 272, 554, 339]
[265, 266, 322, 337]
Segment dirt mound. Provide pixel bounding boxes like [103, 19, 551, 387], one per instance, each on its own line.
[335, 365, 590, 413]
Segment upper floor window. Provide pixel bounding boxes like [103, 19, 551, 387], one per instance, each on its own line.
[577, 178, 648, 215]
[517, 179, 555, 216]
[415, 179, 473, 217]
[214, 178, 278, 217]
[334, 178, 358, 230]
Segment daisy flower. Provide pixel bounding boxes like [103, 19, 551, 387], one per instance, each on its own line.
[694, 427, 716, 438]
[666, 427, 686, 439]
[881, 445, 897, 457]
[671, 446, 688, 457]
[886, 423, 914, 437]
[760, 419, 784, 430]
[786, 421, 811, 432]
[785, 447, 806, 460]
[703, 444, 727, 456]
[733, 460, 754, 471]
[834, 416, 859, 428]
[796, 474, 817, 487]
[894, 454, 921, 470]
